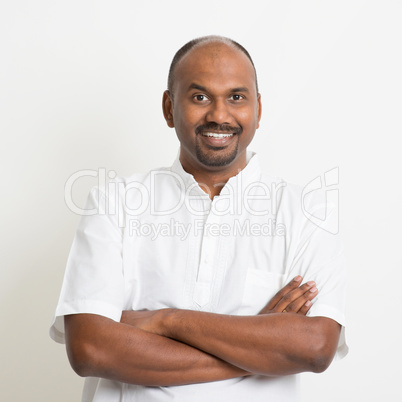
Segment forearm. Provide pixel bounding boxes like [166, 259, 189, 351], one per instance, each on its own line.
[159, 309, 340, 376]
[64, 314, 249, 386]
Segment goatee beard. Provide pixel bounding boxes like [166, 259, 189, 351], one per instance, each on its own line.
[195, 122, 241, 167]
[195, 136, 239, 167]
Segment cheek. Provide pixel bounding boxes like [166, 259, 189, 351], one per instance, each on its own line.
[174, 117, 197, 145]
[236, 108, 258, 128]
[175, 108, 205, 131]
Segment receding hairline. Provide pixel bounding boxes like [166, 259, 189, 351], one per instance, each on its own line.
[167, 35, 259, 95]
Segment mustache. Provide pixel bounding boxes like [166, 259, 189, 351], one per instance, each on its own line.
[195, 122, 242, 135]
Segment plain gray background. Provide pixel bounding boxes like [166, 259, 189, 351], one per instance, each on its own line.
[1, 1, 401, 401]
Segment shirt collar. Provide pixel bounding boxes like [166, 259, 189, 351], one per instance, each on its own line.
[170, 150, 262, 196]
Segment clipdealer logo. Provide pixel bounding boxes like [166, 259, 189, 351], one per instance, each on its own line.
[64, 168, 287, 219]
[64, 167, 340, 235]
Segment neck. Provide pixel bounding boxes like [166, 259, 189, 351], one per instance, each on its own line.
[193, 171, 237, 199]
[180, 154, 247, 199]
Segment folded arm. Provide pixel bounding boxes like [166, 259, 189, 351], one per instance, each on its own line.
[145, 309, 340, 376]
[64, 276, 333, 385]
[121, 277, 340, 376]
[64, 313, 249, 386]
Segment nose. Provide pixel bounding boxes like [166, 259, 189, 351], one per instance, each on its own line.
[205, 98, 232, 125]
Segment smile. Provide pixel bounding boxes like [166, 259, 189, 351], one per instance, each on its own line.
[201, 132, 234, 138]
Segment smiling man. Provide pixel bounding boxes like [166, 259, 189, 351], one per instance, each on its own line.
[165, 40, 260, 177]
[50, 36, 347, 401]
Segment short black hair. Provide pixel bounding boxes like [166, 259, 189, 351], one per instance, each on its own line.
[167, 35, 259, 95]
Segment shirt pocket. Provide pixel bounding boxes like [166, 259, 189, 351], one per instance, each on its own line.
[238, 269, 285, 315]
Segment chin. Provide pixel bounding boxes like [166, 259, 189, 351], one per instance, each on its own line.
[196, 149, 238, 168]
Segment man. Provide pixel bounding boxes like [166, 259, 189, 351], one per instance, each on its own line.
[50, 35, 347, 401]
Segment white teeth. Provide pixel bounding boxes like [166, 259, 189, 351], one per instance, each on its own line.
[202, 132, 234, 138]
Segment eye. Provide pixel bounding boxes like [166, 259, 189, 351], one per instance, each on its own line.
[230, 94, 244, 101]
[194, 94, 208, 102]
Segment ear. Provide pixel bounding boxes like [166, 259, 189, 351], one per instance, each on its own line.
[256, 93, 262, 129]
[162, 90, 175, 128]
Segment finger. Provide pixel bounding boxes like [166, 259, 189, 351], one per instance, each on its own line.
[275, 281, 316, 313]
[261, 276, 303, 313]
[298, 300, 313, 315]
[283, 285, 318, 314]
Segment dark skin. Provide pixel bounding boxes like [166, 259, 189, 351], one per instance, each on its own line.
[65, 41, 341, 385]
[162, 42, 261, 198]
[65, 277, 333, 385]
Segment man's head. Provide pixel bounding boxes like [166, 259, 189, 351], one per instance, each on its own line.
[167, 36, 259, 95]
[163, 35, 262, 177]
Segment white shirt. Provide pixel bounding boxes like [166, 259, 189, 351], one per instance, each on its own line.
[50, 152, 348, 402]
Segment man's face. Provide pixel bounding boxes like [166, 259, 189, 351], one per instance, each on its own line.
[163, 42, 262, 176]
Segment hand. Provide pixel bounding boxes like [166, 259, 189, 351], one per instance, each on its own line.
[259, 276, 317, 315]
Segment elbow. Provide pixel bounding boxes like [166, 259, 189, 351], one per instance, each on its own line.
[305, 318, 340, 374]
[64, 314, 109, 378]
[309, 352, 333, 373]
[307, 334, 336, 373]
[66, 340, 100, 378]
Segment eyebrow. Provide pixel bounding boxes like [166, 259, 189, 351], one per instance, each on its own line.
[188, 83, 250, 93]
[189, 83, 207, 91]
[231, 87, 250, 93]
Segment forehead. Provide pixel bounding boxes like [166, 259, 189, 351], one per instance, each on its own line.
[174, 42, 257, 94]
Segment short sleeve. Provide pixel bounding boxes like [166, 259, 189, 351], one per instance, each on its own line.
[286, 202, 348, 360]
[49, 186, 125, 344]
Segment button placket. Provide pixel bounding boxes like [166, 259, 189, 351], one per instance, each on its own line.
[193, 206, 220, 308]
